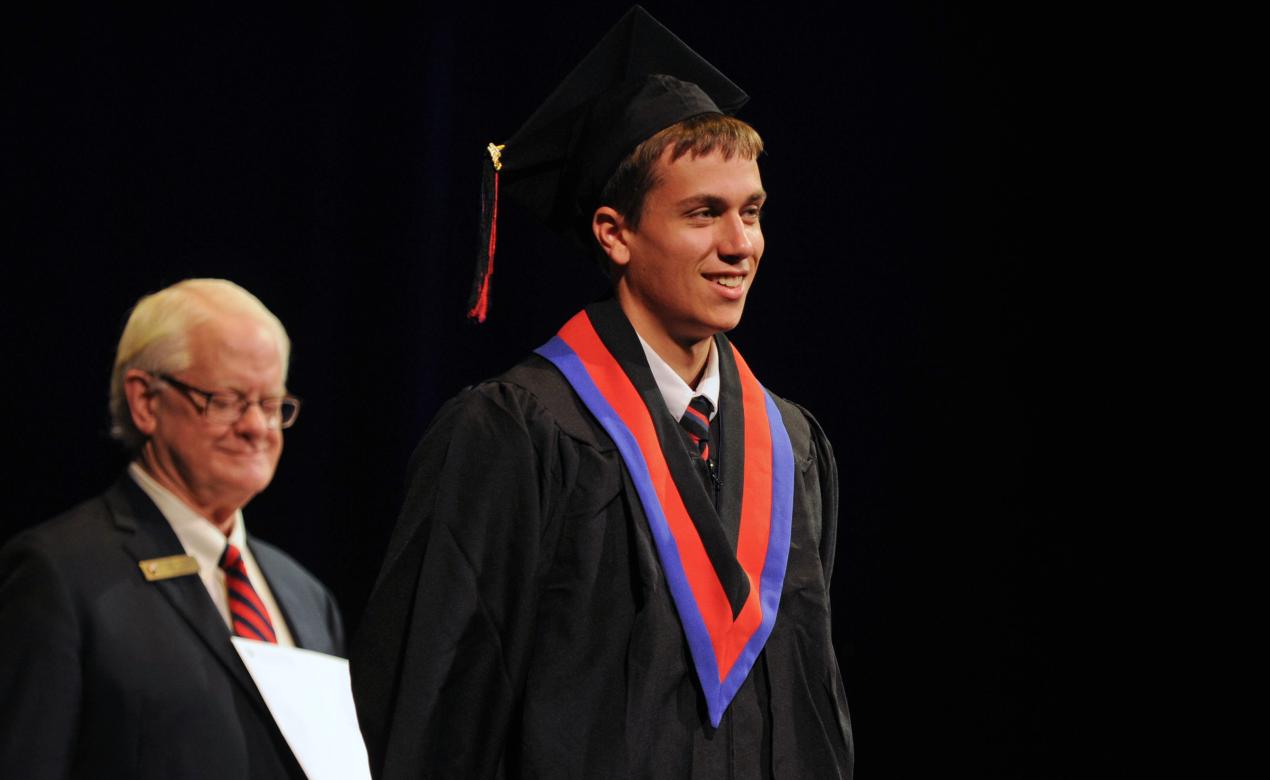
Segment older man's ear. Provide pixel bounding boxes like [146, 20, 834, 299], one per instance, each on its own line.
[123, 369, 159, 437]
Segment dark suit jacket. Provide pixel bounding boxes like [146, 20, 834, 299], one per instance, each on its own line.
[0, 475, 345, 780]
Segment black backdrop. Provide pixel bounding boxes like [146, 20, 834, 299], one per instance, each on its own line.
[3, 2, 1113, 775]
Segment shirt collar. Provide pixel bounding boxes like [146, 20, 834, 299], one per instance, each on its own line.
[635, 334, 719, 421]
[128, 461, 247, 563]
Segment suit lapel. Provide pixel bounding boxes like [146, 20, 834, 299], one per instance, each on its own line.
[250, 541, 311, 651]
[106, 477, 274, 720]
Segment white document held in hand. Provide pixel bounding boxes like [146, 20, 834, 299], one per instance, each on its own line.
[232, 638, 372, 780]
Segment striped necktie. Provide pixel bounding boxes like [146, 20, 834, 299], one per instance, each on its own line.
[680, 395, 714, 463]
[218, 543, 278, 643]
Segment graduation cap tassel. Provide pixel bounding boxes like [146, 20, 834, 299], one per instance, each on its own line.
[467, 143, 504, 323]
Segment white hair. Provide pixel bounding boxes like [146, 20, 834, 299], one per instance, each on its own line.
[108, 279, 290, 451]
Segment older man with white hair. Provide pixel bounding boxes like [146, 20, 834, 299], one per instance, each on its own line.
[0, 278, 343, 779]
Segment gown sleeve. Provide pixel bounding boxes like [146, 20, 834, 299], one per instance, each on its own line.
[801, 402, 841, 587]
[351, 380, 575, 779]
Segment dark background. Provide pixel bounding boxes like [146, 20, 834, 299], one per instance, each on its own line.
[3, 1, 1114, 775]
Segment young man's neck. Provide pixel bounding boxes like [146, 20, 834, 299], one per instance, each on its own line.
[619, 303, 713, 388]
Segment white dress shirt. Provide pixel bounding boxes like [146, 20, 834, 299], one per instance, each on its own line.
[636, 334, 720, 422]
[128, 462, 295, 646]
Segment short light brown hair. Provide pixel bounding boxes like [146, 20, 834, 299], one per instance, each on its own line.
[598, 113, 764, 229]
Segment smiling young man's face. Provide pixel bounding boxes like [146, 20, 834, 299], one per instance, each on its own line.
[607, 146, 766, 353]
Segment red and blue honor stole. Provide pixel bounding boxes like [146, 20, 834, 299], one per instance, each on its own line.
[535, 302, 794, 727]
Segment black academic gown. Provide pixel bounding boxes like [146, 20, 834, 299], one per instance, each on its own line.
[0, 475, 345, 780]
[353, 301, 852, 778]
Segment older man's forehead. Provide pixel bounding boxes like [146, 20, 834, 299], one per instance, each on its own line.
[184, 320, 286, 386]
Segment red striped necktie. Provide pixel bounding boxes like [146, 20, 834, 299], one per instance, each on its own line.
[218, 543, 278, 643]
[680, 394, 714, 462]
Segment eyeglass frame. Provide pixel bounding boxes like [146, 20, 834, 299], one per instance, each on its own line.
[151, 373, 301, 430]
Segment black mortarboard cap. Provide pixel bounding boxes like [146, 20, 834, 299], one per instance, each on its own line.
[467, 5, 749, 321]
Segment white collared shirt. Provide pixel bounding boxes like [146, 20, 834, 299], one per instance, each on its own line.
[128, 462, 295, 646]
[635, 334, 720, 421]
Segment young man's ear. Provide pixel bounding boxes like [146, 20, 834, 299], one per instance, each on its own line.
[592, 206, 631, 267]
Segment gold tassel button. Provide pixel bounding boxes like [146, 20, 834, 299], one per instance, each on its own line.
[487, 142, 505, 172]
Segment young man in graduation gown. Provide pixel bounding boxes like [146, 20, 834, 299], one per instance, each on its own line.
[352, 8, 853, 778]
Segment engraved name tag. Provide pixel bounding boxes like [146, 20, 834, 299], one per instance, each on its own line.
[138, 555, 200, 581]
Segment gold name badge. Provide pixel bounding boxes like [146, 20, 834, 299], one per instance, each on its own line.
[138, 555, 200, 581]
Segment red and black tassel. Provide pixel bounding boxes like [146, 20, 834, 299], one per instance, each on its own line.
[467, 142, 504, 323]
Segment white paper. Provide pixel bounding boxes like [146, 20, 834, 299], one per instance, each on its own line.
[232, 638, 371, 780]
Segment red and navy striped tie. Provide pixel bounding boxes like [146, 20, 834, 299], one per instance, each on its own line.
[218, 543, 277, 643]
[680, 395, 714, 463]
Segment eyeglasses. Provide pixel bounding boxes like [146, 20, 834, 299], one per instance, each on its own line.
[155, 373, 301, 429]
